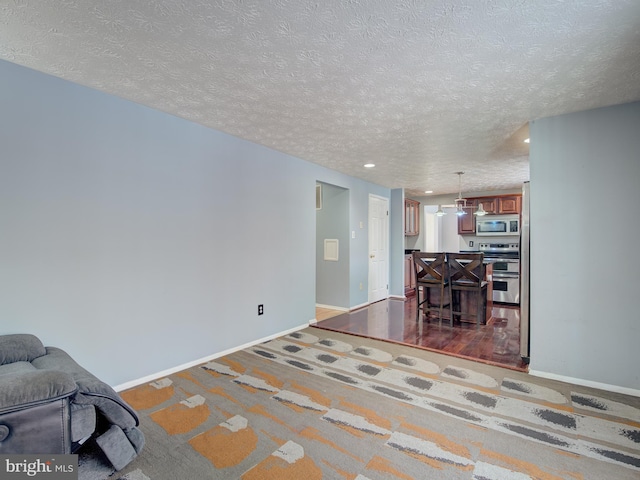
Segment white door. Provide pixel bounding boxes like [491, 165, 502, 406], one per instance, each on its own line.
[368, 194, 389, 303]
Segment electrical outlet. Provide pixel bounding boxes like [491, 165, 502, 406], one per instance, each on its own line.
[258, 304, 264, 315]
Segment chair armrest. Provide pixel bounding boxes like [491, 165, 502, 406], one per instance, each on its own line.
[0, 370, 77, 414]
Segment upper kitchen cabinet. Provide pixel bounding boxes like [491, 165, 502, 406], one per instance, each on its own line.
[405, 198, 420, 236]
[467, 194, 522, 216]
[496, 195, 521, 214]
[457, 194, 522, 235]
[475, 198, 496, 214]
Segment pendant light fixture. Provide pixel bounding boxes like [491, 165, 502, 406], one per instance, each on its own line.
[474, 203, 487, 216]
[435, 205, 446, 216]
[454, 172, 467, 216]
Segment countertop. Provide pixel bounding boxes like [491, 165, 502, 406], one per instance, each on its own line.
[406, 249, 496, 264]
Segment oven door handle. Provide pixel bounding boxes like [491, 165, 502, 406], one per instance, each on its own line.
[492, 272, 519, 279]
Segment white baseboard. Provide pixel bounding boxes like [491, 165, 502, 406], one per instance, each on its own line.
[528, 369, 640, 398]
[319, 296, 405, 315]
[350, 295, 407, 311]
[349, 301, 370, 311]
[113, 323, 309, 392]
[315, 303, 349, 311]
[389, 294, 406, 300]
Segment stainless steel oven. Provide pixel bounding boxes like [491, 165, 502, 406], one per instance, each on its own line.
[479, 243, 520, 305]
[491, 268, 520, 304]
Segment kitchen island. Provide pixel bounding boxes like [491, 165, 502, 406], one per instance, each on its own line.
[415, 257, 493, 325]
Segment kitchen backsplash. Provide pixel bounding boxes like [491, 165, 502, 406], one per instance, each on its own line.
[459, 235, 517, 251]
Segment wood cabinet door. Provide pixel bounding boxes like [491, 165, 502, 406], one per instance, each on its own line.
[404, 256, 412, 289]
[477, 198, 497, 214]
[498, 196, 521, 214]
[457, 203, 476, 234]
[404, 255, 416, 295]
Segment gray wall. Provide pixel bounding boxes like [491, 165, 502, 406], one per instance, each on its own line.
[529, 101, 640, 392]
[0, 60, 391, 387]
[316, 182, 349, 308]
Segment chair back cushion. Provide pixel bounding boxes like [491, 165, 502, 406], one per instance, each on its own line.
[0, 334, 47, 365]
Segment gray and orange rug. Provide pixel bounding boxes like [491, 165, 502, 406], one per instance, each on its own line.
[80, 327, 640, 479]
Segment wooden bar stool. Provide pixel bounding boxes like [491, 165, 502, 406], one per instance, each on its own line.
[412, 252, 451, 326]
[447, 252, 487, 328]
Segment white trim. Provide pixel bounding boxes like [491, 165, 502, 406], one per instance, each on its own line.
[113, 323, 308, 392]
[315, 303, 348, 312]
[368, 194, 390, 303]
[389, 294, 406, 300]
[350, 295, 404, 310]
[528, 369, 640, 398]
[349, 301, 370, 311]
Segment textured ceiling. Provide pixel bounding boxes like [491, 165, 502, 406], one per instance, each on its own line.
[1, 1, 639, 197]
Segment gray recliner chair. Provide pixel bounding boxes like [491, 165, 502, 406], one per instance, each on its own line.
[0, 334, 144, 470]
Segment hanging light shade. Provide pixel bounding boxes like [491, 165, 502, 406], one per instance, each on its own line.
[436, 205, 446, 216]
[474, 203, 487, 216]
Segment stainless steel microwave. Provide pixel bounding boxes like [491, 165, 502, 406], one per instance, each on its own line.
[476, 215, 520, 236]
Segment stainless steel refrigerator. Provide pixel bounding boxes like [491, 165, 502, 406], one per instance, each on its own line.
[520, 181, 530, 363]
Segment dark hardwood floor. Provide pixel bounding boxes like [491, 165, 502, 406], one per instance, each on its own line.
[313, 297, 528, 372]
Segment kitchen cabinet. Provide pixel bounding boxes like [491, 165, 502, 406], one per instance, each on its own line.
[476, 198, 496, 214]
[404, 199, 420, 236]
[467, 194, 522, 216]
[457, 201, 476, 234]
[497, 195, 521, 214]
[404, 255, 416, 296]
[456, 194, 522, 235]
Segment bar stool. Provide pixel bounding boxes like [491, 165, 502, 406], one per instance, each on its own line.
[412, 252, 451, 326]
[447, 252, 487, 328]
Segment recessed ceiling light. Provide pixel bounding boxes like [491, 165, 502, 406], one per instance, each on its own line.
[424, 190, 433, 194]
[524, 138, 530, 143]
[364, 163, 375, 168]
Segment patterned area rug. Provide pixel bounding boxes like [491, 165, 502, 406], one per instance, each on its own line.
[79, 327, 640, 479]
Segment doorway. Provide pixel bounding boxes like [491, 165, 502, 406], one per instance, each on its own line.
[316, 182, 350, 311]
[368, 194, 389, 303]
[423, 205, 459, 252]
